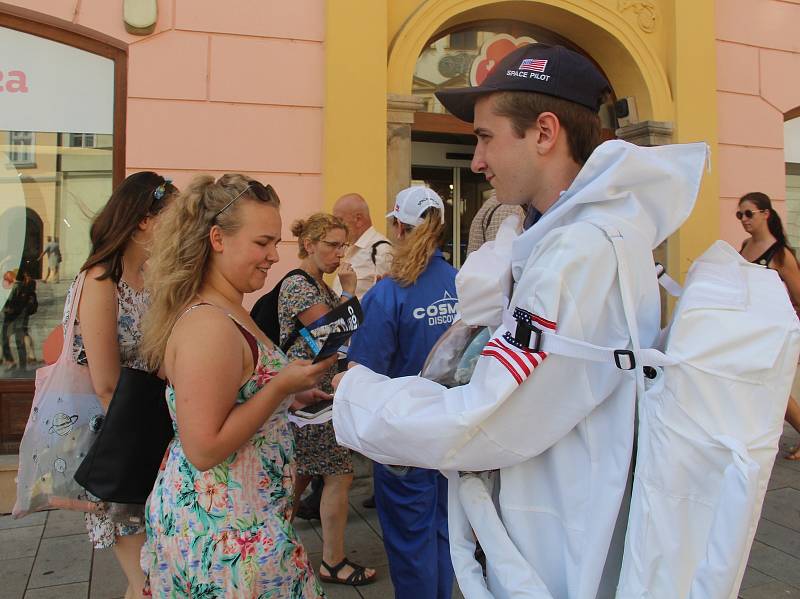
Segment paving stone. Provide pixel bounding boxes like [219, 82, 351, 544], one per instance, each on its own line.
[0, 557, 34, 599]
[756, 519, 800, 559]
[740, 566, 777, 590]
[0, 526, 43, 560]
[0, 513, 47, 531]
[294, 518, 323, 555]
[354, 563, 393, 599]
[89, 548, 127, 599]
[768, 464, 800, 491]
[42, 511, 86, 539]
[746, 541, 800, 587]
[760, 488, 800, 533]
[27, 534, 91, 589]
[739, 580, 800, 598]
[23, 582, 88, 599]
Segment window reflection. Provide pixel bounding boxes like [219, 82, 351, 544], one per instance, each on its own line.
[1, 131, 112, 378]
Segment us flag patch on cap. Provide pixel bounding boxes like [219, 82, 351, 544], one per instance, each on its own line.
[519, 58, 548, 73]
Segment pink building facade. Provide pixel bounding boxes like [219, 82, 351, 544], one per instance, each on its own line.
[716, 0, 800, 247]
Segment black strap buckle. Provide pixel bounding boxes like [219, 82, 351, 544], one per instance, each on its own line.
[514, 319, 543, 352]
[614, 349, 636, 370]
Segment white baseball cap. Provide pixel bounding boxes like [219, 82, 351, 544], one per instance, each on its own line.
[386, 186, 446, 226]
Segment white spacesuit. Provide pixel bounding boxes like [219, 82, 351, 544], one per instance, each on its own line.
[333, 139, 708, 598]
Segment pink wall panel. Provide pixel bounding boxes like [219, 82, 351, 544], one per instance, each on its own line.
[128, 31, 209, 100]
[716, 0, 800, 52]
[0, 0, 77, 23]
[760, 49, 800, 114]
[77, 0, 174, 44]
[126, 99, 322, 173]
[717, 144, 786, 201]
[716, 41, 759, 95]
[174, 0, 324, 41]
[717, 92, 784, 148]
[209, 36, 324, 107]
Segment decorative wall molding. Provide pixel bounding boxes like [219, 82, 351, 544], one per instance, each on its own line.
[619, 0, 657, 33]
[616, 120, 673, 146]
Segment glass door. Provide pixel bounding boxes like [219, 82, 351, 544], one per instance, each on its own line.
[411, 161, 492, 268]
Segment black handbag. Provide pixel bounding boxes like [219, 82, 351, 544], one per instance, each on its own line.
[74, 367, 173, 504]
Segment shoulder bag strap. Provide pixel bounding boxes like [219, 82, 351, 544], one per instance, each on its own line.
[280, 270, 321, 353]
[59, 271, 88, 364]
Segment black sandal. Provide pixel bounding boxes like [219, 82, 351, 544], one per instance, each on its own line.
[319, 557, 376, 586]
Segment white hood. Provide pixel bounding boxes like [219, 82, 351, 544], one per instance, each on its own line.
[511, 140, 708, 279]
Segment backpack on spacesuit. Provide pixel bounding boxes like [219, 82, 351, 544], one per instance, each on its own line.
[508, 226, 800, 598]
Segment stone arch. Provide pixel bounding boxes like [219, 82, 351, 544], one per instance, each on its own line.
[388, 0, 672, 122]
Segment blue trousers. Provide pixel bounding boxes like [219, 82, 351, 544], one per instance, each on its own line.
[374, 463, 454, 599]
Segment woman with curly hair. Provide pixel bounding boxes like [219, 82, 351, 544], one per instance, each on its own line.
[140, 174, 334, 597]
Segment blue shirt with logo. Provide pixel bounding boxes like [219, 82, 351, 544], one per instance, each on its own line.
[348, 250, 458, 378]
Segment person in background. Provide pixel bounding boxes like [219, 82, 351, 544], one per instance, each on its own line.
[140, 175, 332, 597]
[737, 191, 800, 460]
[466, 193, 524, 255]
[295, 193, 394, 516]
[344, 186, 458, 599]
[1, 267, 36, 371]
[40, 236, 62, 283]
[63, 172, 176, 599]
[279, 213, 377, 587]
[332, 193, 393, 297]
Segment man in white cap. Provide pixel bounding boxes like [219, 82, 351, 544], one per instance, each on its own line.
[332, 43, 706, 599]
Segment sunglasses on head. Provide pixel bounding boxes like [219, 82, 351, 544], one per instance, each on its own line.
[214, 180, 278, 220]
[735, 209, 766, 220]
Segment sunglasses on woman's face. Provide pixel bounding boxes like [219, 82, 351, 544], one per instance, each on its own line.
[735, 209, 766, 220]
[214, 181, 278, 220]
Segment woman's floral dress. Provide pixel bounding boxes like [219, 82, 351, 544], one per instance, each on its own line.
[63, 276, 148, 548]
[141, 318, 324, 598]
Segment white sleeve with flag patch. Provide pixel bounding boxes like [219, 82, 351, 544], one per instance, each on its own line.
[481, 308, 554, 385]
[332, 226, 624, 471]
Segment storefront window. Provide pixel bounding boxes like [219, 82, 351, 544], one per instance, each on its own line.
[1, 17, 122, 453]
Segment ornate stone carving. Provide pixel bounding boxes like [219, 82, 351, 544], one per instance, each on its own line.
[619, 0, 657, 33]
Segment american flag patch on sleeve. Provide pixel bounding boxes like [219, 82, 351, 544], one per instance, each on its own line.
[480, 308, 555, 384]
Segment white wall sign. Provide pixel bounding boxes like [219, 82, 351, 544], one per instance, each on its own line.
[0, 26, 114, 134]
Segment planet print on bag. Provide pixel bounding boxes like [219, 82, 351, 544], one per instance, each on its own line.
[49, 413, 79, 436]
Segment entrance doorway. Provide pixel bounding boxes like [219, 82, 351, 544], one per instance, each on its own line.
[411, 141, 491, 268]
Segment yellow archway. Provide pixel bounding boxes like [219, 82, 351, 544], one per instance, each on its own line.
[324, 0, 719, 279]
[387, 0, 672, 121]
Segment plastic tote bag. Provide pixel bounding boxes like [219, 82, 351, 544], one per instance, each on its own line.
[13, 271, 104, 517]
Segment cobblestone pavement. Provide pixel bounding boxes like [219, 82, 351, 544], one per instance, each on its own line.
[1, 426, 799, 599]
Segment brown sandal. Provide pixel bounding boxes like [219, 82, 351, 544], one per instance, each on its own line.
[319, 557, 376, 586]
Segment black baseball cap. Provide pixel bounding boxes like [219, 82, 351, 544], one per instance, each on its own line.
[435, 43, 610, 123]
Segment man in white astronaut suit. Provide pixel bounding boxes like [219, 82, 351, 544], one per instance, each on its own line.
[332, 43, 706, 599]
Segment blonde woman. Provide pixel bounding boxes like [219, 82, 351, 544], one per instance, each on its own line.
[140, 175, 333, 597]
[337, 187, 457, 598]
[278, 213, 376, 586]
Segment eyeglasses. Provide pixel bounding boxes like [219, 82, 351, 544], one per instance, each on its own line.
[213, 181, 278, 221]
[320, 240, 350, 252]
[735, 209, 766, 220]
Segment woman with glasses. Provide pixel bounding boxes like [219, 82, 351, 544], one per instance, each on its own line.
[738, 191, 800, 460]
[279, 213, 376, 587]
[139, 175, 334, 597]
[63, 172, 177, 599]
[334, 187, 457, 599]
